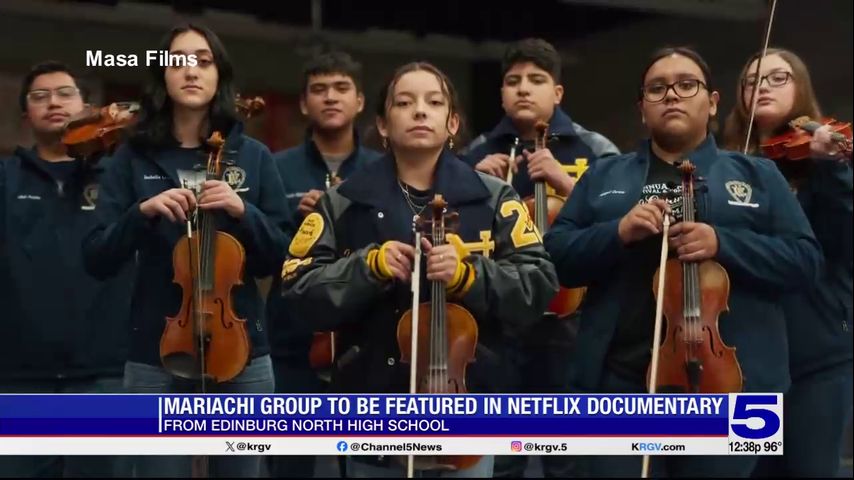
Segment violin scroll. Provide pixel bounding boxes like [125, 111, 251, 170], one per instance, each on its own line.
[235, 94, 265, 119]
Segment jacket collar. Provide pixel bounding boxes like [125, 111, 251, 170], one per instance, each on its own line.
[338, 148, 491, 209]
[14, 145, 87, 177]
[487, 107, 578, 141]
[143, 120, 245, 186]
[303, 127, 364, 170]
[635, 134, 720, 172]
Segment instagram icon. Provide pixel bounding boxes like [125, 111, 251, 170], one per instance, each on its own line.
[511, 441, 522, 452]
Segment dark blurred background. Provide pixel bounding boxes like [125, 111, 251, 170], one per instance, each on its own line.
[0, 1, 850, 474]
[1, 0, 851, 154]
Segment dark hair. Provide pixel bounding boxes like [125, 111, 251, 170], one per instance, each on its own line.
[301, 50, 364, 95]
[131, 23, 237, 151]
[375, 61, 466, 150]
[502, 38, 562, 84]
[722, 47, 821, 154]
[19, 61, 89, 112]
[638, 46, 713, 100]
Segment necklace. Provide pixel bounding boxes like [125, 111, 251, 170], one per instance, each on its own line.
[397, 179, 429, 220]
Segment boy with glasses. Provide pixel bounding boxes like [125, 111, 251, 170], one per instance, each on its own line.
[0, 61, 132, 477]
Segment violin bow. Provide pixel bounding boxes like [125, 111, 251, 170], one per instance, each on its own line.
[506, 137, 520, 185]
[743, 0, 780, 154]
[641, 213, 672, 478]
[407, 226, 423, 479]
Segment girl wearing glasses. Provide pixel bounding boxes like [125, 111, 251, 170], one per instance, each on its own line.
[544, 47, 821, 477]
[723, 48, 853, 479]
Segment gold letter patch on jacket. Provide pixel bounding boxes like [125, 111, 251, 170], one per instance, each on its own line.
[289, 212, 324, 257]
[500, 200, 542, 248]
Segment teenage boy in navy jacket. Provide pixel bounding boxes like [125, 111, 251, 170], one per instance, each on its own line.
[268, 50, 380, 479]
[0, 61, 133, 477]
[463, 38, 618, 478]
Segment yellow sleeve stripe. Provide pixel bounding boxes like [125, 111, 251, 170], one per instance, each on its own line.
[377, 243, 395, 279]
[448, 261, 476, 298]
[367, 247, 392, 280]
[447, 259, 466, 291]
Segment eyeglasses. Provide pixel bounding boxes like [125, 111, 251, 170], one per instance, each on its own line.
[641, 79, 707, 103]
[742, 71, 793, 89]
[26, 86, 80, 105]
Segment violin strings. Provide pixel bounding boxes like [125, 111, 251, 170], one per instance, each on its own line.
[199, 176, 208, 392]
[439, 225, 448, 392]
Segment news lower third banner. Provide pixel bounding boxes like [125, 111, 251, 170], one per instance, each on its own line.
[0, 393, 782, 456]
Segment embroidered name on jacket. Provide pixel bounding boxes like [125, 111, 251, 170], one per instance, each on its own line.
[725, 181, 759, 208]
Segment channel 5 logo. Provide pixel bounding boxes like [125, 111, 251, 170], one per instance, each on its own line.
[728, 394, 783, 440]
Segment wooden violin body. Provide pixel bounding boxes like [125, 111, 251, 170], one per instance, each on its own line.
[160, 230, 251, 382]
[397, 303, 478, 394]
[61, 95, 265, 159]
[396, 303, 480, 471]
[62, 102, 139, 158]
[159, 131, 251, 384]
[309, 173, 344, 371]
[649, 259, 742, 393]
[309, 332, 335, 370]
[646, 161, 743, 394]
[523, 194, 586, 315]
[525, 121, 586, 317]
[761, 116, 852, 161]
[395, 195, 482, 472]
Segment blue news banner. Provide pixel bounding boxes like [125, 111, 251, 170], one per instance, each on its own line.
[0, 394, 783, 456]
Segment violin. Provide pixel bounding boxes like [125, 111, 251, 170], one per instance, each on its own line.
[396, 195, 481, 472]
[61, 94, 266, 158]
[309, 173, 344, 371]
[761, 116, 852, 162]
[62, 102, 139, 158]
[522, 121, 586, 316]
[646, 161, 743, 394]
[159, 131, 251, 384]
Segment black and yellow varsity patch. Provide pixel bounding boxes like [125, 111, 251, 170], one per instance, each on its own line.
[281, 257, 313, 280]
[499, 200, 542, 249]
[289, 212, 324, 257]
[562, 158, 589, 180]
[446, 232, 495, 259]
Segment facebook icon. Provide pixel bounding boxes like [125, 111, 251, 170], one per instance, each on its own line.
[337, 441, 348, 452]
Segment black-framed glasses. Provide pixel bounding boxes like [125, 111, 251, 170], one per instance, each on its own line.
[26, 86, 80, 105]
[641, 79, 707, 103]
[742, 71, 793, 89]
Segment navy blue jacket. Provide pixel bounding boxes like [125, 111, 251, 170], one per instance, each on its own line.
[1, 148, 133, 380]
[268, 132, 381, 359]
[784, 160, 853, 378]
[82, 123, 293, 367]
[544, 136, 822, 393]
[462, 108, 619, 198]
